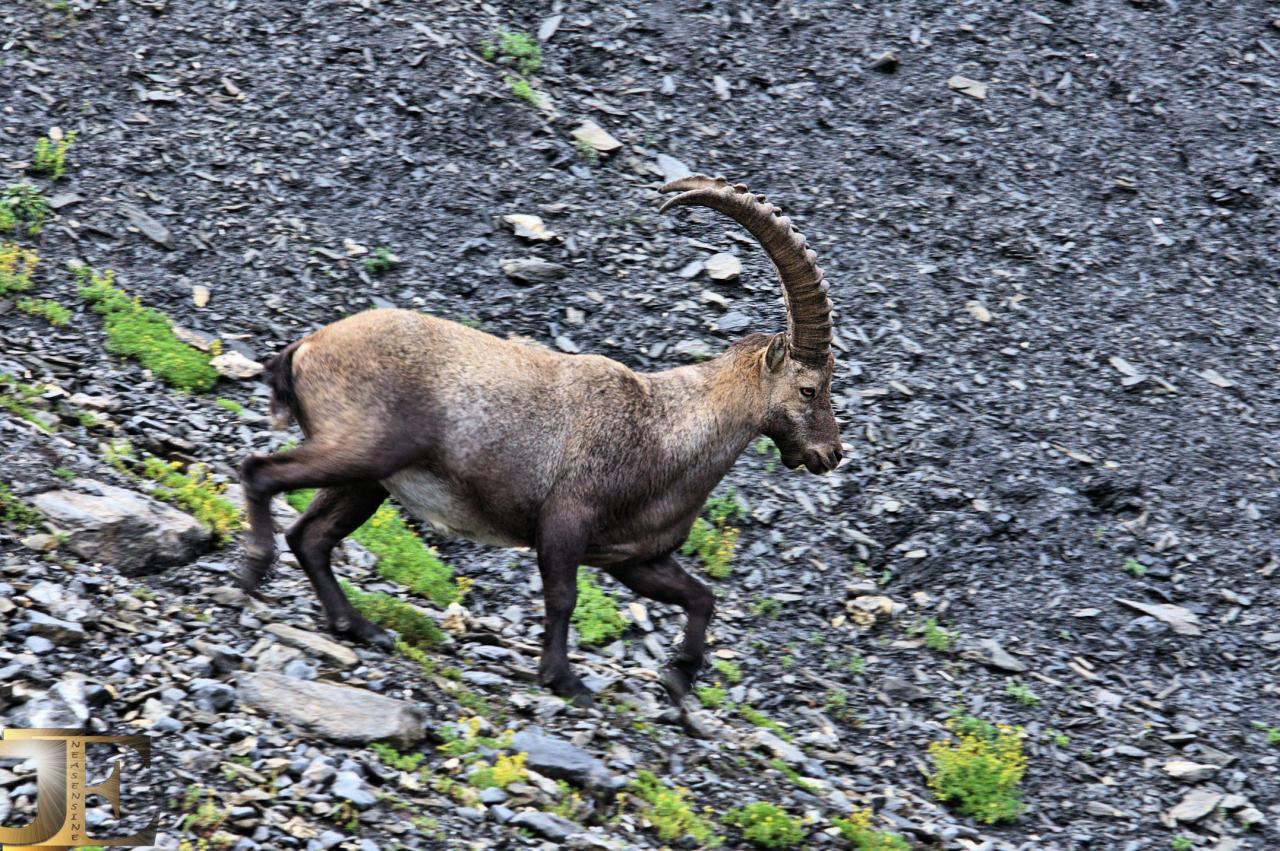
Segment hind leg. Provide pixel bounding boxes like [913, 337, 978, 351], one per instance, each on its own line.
[238, 441, 409, 590]
[284, 483, 392, 649]
[606, 554, 715, 704]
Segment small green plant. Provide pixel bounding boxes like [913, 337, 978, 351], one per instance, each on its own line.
[1, 373, 56, 433]
[738, 705, 792, 741]
[919, 617, 953, 652]
[480, 30, 543, 74]
[289, 489, 458, 607]
[682, 490, 743, 579]
[341, 582, 445, 649]
[31, 130, 77, 179]
[767, 758, 819, 794]
[179, 786, 227, 836]
[1123, 557, 1147, 578]
[573, 570, 626, 645]
[0, 241, 38, 296]
[1, 183, 51, 235]
[752, 597, 783, 619]
[505, 75, 540, 105]
[1005, 680, 1040, 707]
[0, 482, 41, 528]
[214, 397, 244, 415]
[723, 802, 806, 848]
[16, 297, 71, 326]
[1046, 729, 1070, 747]
[695, 684, 725, 710]
[832, 809, 910, 851]
[468, 751, 527, 789]
[76, 265, 219, 392]
[626, 770, 721, 846]
[574, 138, 599, 163]
[53, 466, 76, 481]
[712, 659, 742, 684]
[753, 436, 782, 472]
[371, 743, 425, 772]
[363, 247, 393, 275]
[1170, 837, 1192, 851]
[1251, 720, 1280, 746]
[927, 715, 1026, 824]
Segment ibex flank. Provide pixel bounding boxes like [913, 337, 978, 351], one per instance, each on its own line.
[239, 175, 841, 706]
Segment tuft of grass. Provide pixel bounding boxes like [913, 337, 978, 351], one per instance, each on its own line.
[927, 715, 1026, 824]
[1005, 680, 1040, 707]
[574, 138, 599, 164]
[767, 758, 819, 795]
[363, 247, 393, 275]
[288, 488, 458, 608]
[738, 705, 792, 742]
[681, 490, 743, 580]
[31, 130, 77, 179]
[919, 617, 953, 652]
[17, 297, 71, 326]
[105, 440, 241, 543]
[573, 570, 626, 646]
[753, 436, 782, 472]
[372, 742, 425, 772]
[712, 659, 742, 684]
[0, 241, 39, 296]
[341, 581, 445, 649]
[1122, 557, 1147, 578]
[76, 265, 219, 392]
[1170, 838, 1193, 851]
[723, 802, 806, 849]
[505, 75, 541, 105]
[1, 183, 51, 235]
[695, 684, 725, 710]
[752, 596, 783, 619]
[0, 373, 55, 433]
[480, 30, 542, 74]
[626, 770, 721, 846]
[214, 397, 244, 415]
[832, 809, 910, 851]
[0, 482, 42, 529]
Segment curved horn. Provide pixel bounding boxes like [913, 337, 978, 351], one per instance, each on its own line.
[659, 175, 832, 363]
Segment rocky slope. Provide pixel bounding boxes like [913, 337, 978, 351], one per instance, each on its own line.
[1, 1, 1277, 849]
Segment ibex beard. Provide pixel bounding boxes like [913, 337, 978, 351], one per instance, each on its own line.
[239, 176, 842, 706]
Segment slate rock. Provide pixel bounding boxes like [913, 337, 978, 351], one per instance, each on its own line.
[32, 480, 211, 575]
[509, 810, 583, 841]
[512, 727, 624, 794]
[265, 623, 359, 668]
[236, 672, 428, 748]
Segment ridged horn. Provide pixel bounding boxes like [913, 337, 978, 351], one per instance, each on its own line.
[659, 175, 832, 363]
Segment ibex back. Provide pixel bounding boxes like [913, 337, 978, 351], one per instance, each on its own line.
[239, 176, 841, 705]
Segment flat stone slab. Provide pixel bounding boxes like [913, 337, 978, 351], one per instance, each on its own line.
[33, 479, 211, 575]
[237, 672, 427, 748]
[265, 623, 360, 668]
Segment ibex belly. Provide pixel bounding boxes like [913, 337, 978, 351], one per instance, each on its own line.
[382, 470, 524, 548]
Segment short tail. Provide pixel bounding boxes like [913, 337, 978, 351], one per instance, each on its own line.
[264, 340, 304, 430]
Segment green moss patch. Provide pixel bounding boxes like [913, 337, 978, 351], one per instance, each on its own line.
[75, 264, 219, 392]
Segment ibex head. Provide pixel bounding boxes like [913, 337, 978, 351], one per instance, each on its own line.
[661, 176, 842, 474]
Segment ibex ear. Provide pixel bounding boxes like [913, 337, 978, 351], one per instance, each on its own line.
[764, 333, 788, 373]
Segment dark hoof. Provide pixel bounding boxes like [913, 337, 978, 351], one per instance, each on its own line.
[546, 674, 594, 708]
[660, 666, 696, 706]
[235, 554, 274, 593]
[330, 614, 395, 651]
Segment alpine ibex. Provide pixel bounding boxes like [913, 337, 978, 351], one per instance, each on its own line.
[239, 175, 841, 705]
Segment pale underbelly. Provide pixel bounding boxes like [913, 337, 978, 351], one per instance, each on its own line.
[381, 470, 524, 548]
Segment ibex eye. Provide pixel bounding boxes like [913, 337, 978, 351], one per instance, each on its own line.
[800, 387, 816, 400]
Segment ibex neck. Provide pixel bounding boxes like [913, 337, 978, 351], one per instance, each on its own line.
[645, 341, 767, 468]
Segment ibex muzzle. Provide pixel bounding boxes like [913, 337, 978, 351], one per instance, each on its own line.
[239, 176, 841, 706]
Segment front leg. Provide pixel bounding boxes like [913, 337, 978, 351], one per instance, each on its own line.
[606, 553, 715, 704]
[536, 503, 594, 707]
